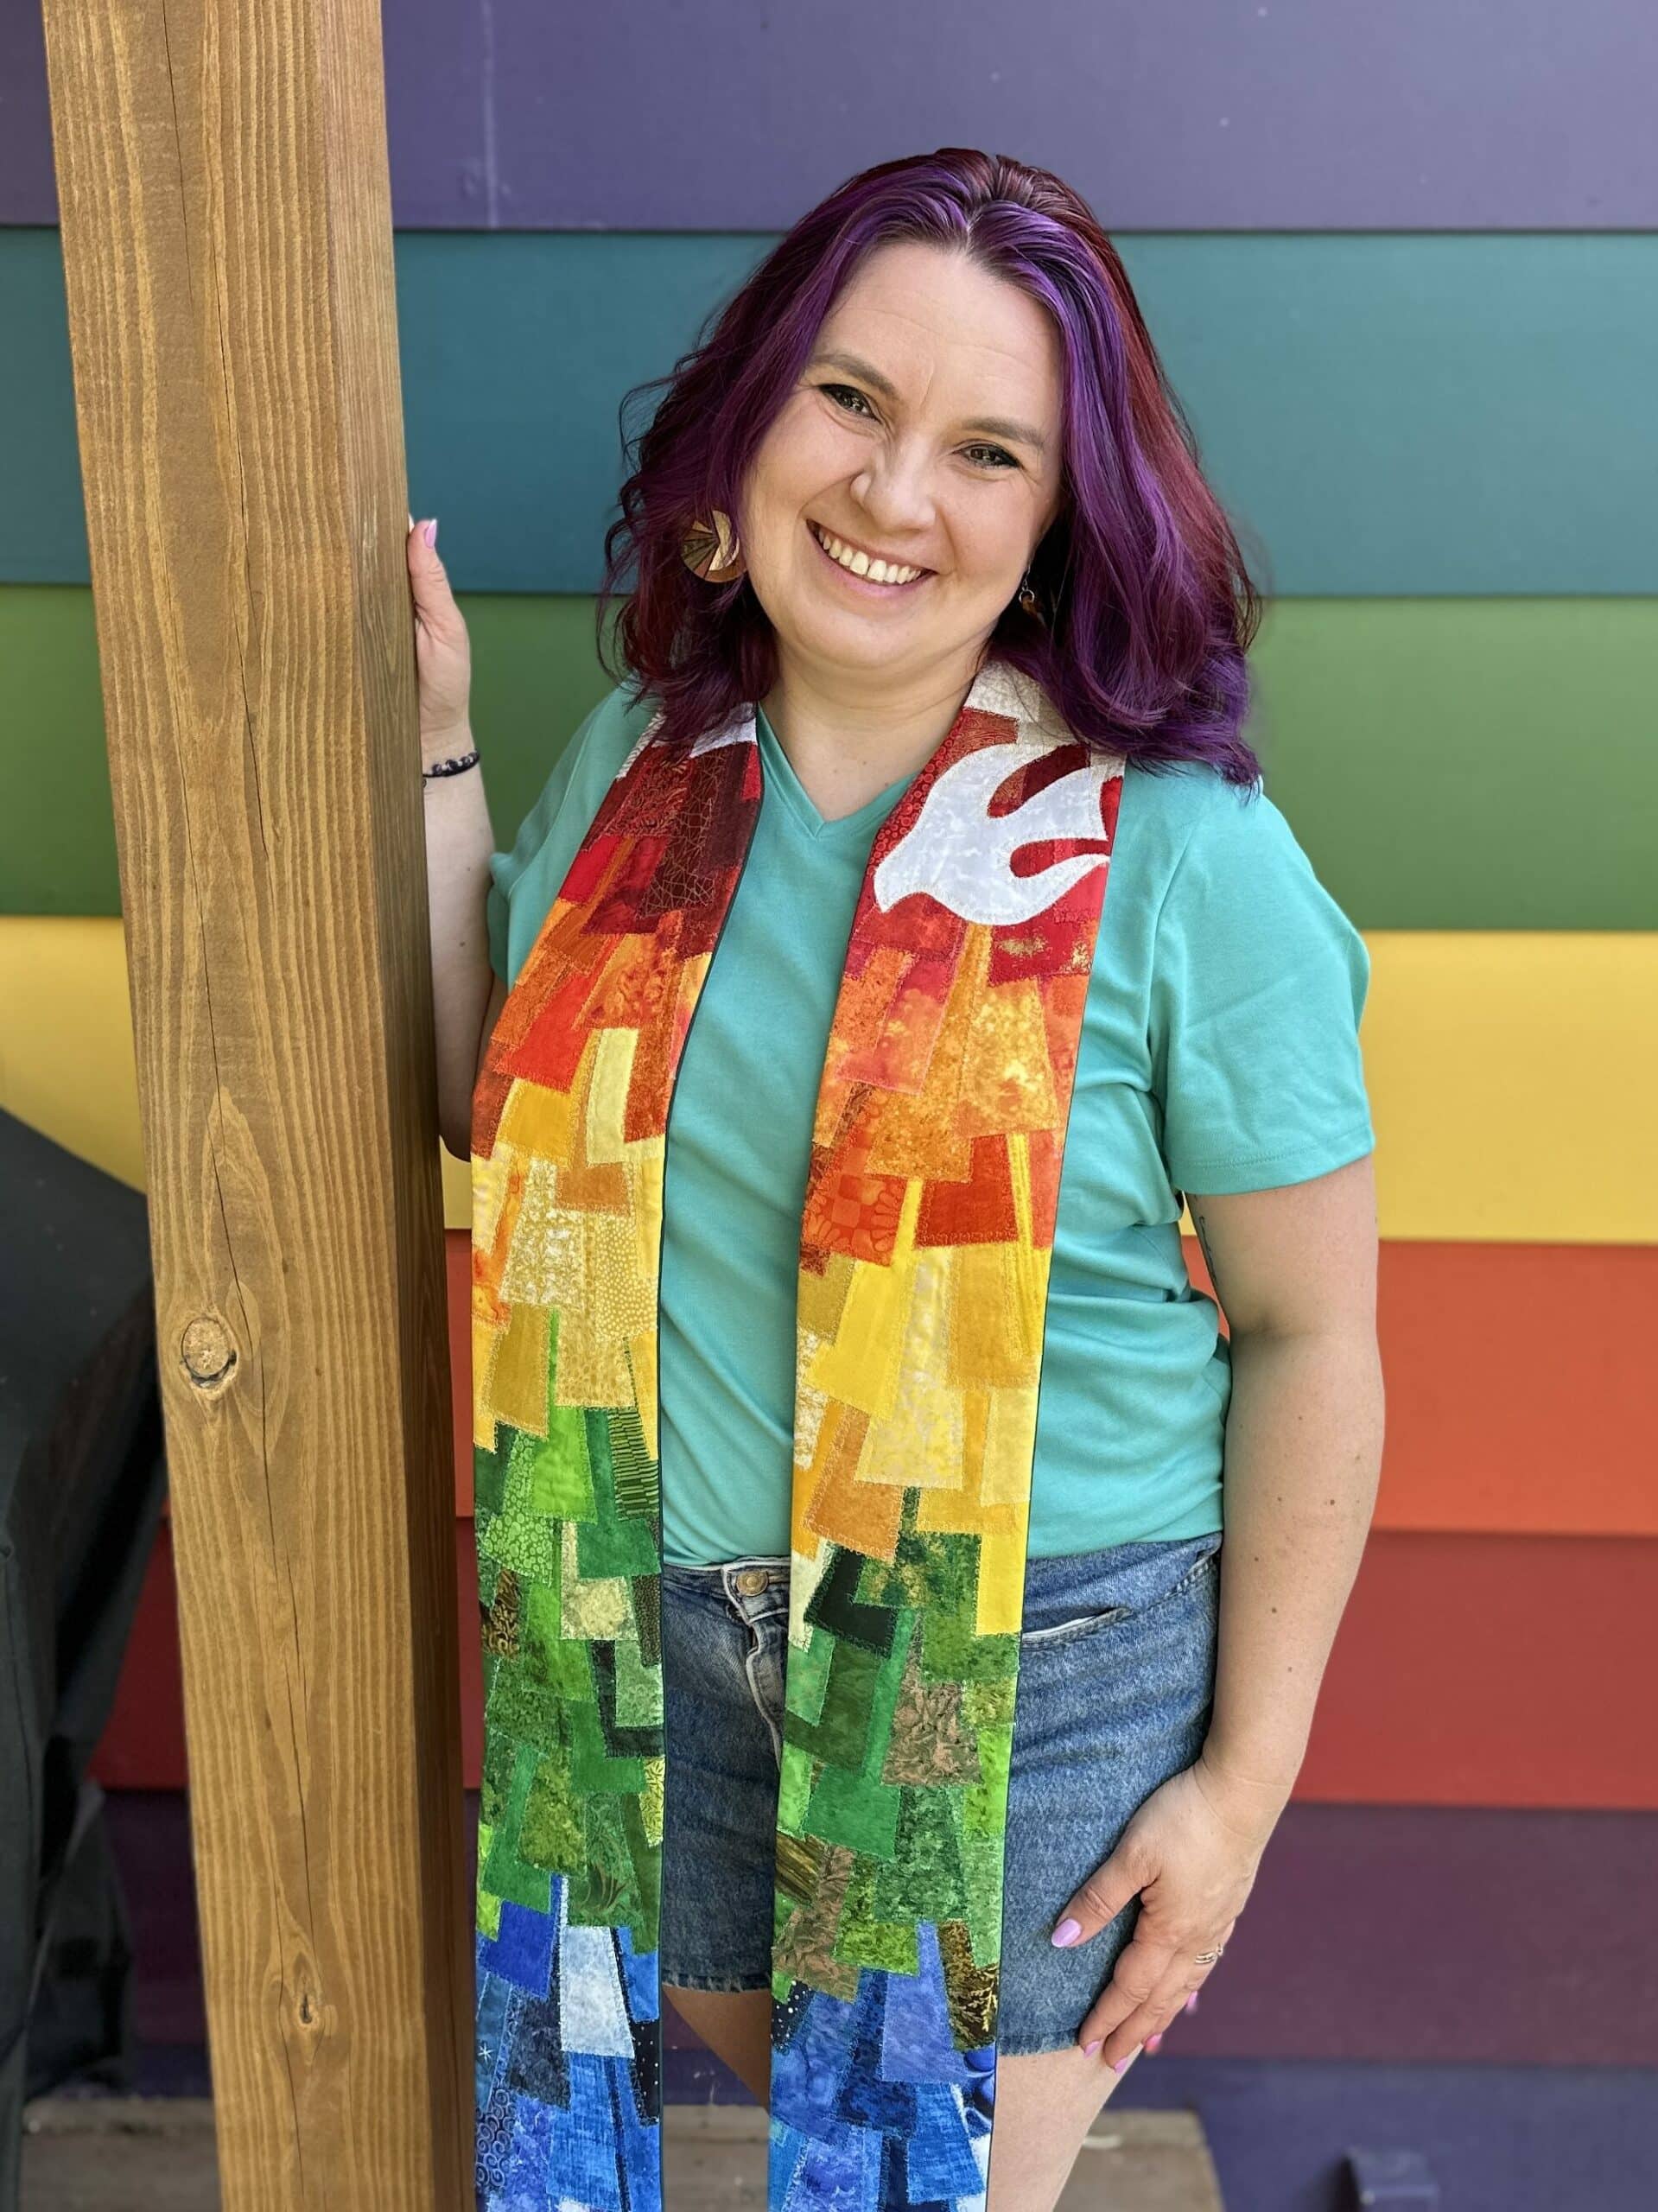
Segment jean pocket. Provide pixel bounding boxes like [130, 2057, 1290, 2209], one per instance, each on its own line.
[1017, 1535, 1223, 1651]
[1016, 1601, 1133, 1651]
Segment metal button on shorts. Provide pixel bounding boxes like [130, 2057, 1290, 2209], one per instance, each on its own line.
[733, 1567, 770, 1594]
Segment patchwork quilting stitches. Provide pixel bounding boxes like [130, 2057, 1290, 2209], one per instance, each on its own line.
[471, 660, 1124, 2209]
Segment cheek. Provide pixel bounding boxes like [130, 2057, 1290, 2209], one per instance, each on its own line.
[755, 405, 869, 510]
[947, 515, 1021, 586]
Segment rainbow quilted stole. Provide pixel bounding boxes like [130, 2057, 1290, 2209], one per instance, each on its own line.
[470, 655, 1125, 2211]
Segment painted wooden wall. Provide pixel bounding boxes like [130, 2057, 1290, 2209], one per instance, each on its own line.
[3, 4, 1655, 1844]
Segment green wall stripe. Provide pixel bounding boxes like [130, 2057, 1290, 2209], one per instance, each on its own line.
[6, 230, 1656, 595]
[4, 588, 1652, 930]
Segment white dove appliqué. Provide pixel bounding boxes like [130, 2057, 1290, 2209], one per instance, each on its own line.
[872, 738, 1115, 925]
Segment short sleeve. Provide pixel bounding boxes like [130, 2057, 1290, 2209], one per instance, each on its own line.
[1149, 779, 1375, 1195]
[486, 691, 617, 985]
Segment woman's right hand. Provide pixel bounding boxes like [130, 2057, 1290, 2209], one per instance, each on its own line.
[406, 515, 473, 760]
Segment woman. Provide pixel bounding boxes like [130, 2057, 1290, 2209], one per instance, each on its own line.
[416, 149, 1383, 2212]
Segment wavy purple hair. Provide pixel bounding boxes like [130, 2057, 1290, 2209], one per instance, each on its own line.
[594, 146, 1265, 787]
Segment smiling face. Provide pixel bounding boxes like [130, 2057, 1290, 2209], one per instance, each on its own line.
[738, 240, 1067, 688]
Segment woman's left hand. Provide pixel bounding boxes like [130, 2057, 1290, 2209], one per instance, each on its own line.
[1049, 1753, 1287, 2069]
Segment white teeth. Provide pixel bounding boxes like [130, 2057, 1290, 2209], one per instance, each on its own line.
[812, 523, 924, 586]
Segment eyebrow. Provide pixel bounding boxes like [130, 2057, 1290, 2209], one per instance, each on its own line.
[805, 349, 1049, 458]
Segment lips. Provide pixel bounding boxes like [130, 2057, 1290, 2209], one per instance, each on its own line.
[808, 519, 932, 589]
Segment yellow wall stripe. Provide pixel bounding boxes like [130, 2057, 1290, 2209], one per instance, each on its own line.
[3, 918, 1654, 1243]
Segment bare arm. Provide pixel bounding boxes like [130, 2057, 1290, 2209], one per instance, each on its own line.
[1053, 1152, 1386, 2069]
[423, 739, 502, 1157]
[406, 518, 506, 1156]
[1185, 1152, 1386, 1818]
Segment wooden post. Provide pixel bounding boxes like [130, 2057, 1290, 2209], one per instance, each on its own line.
[38, 3, 471, 2205]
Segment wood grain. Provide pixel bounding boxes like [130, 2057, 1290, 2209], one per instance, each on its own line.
[37, 1, 470, 2203]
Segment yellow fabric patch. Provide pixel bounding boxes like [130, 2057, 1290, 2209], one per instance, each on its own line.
[585, 1024, 639, 1165]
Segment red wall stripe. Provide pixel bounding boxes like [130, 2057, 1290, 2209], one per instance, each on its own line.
[93, 1521, 1658, 1810]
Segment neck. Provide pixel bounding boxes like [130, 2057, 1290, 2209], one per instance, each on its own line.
[759, 645, 993, 814]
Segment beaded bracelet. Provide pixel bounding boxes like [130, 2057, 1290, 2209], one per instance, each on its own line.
[422, 747, 480, 780]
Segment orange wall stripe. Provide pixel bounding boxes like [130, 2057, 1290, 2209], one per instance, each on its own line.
[443, 1231, 1658, 1540]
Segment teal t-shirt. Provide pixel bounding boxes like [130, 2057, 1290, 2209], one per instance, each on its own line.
[486, 681, 1375, 1562]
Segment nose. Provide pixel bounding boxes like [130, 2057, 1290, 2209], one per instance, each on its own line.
[850, 447, 937, 537]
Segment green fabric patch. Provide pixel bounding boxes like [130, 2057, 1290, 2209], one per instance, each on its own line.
[804, 1763, 901, 1859]
[804, 1603, 913, 1856]
[482, 1476, 563, 1584]
[569, 1697, 645, 1797]
[522, 1581, 595, 1699]
[611, 1630, 662, 1730]
[777, 1739, 816, 1833]
[569, 1791, 646, 1936]
[786, 1635, 882, 1768]
[524, 1401, 595, 1520]
[962, 1830, 1008, 1963]
[619, 1790, 662, 1951]
[576, 1439, 660, 1577]
[480, 1716, 518, 1828]
[962, 1722, 1013, 1837]
[871, 1787, 967, 1923]
[486, 1658, 568, 1753]
[474, 1438, 509, 1521]
[837, 1853, 920, 1974]
[782, 1618, 834, 1728]
[965, 1675, 1017, 1731]
[519, 1752, 584, 1872]
[608, 1402, 658, 1521]
[920, 1601, 1015, 1687]
[480, 1743, 554, 1915]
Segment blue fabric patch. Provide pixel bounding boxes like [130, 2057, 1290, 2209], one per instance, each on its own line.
[880, 1924, 975, 2088]
[480, 1897, 556, 1995]
[547, 2053, 628, 2212]
[618, 1918, 660, 2020]
[905, 2083, 987, 2202]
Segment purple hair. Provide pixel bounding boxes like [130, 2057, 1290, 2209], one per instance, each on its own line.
[594, 146, 1265, 788]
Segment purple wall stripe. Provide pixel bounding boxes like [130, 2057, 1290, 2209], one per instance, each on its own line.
[106, 1792, 1658, 2074]
[5, 0, 1656, 232]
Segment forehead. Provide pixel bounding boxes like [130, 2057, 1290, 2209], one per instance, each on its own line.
[816, 244, 1064, 423]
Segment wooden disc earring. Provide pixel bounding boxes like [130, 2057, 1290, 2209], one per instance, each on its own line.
[682, 509, 746, 583]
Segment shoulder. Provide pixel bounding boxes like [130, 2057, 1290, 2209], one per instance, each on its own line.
[1118, 755, 1270, 859]
[1118, 757, 1337, 915]
[1109, 757, 1282, 923]
[508, 680, 658, 862]
[486, 679, 662, 983]
[564, 678, 663, 798]
[1114, 756, 1369, 1004]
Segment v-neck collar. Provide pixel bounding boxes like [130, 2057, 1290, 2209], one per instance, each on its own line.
[754, 701, 922, 846]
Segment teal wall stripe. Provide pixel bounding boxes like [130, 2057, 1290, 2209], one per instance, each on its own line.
[5, 231, 1655, 595]
[5, 587, 1652, 931]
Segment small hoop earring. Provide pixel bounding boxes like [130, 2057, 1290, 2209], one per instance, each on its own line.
[682, 509, 746, 583]
[1017, 568, 1045, 622]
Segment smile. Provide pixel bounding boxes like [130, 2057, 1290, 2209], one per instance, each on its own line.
[808, 519, 933, 594]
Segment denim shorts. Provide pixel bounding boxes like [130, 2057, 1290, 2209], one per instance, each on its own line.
[657, 1530, 1223, 2057]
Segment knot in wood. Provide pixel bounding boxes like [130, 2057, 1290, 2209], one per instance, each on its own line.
[181, 1314, 237, 1389]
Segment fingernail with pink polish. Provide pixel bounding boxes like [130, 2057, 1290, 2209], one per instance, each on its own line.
[1185, 1992, 1199, 2013]
[1050, 1917, 1082, 1948]
[1112, 2056, 1132, 2074]
[1083, 2038, 1102, 2057]
[422, 518, 438, 546]
[1146, 2034, 1163, 2052]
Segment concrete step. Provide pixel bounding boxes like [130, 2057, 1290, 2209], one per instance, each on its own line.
[22, 2094, 1227, 2209]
